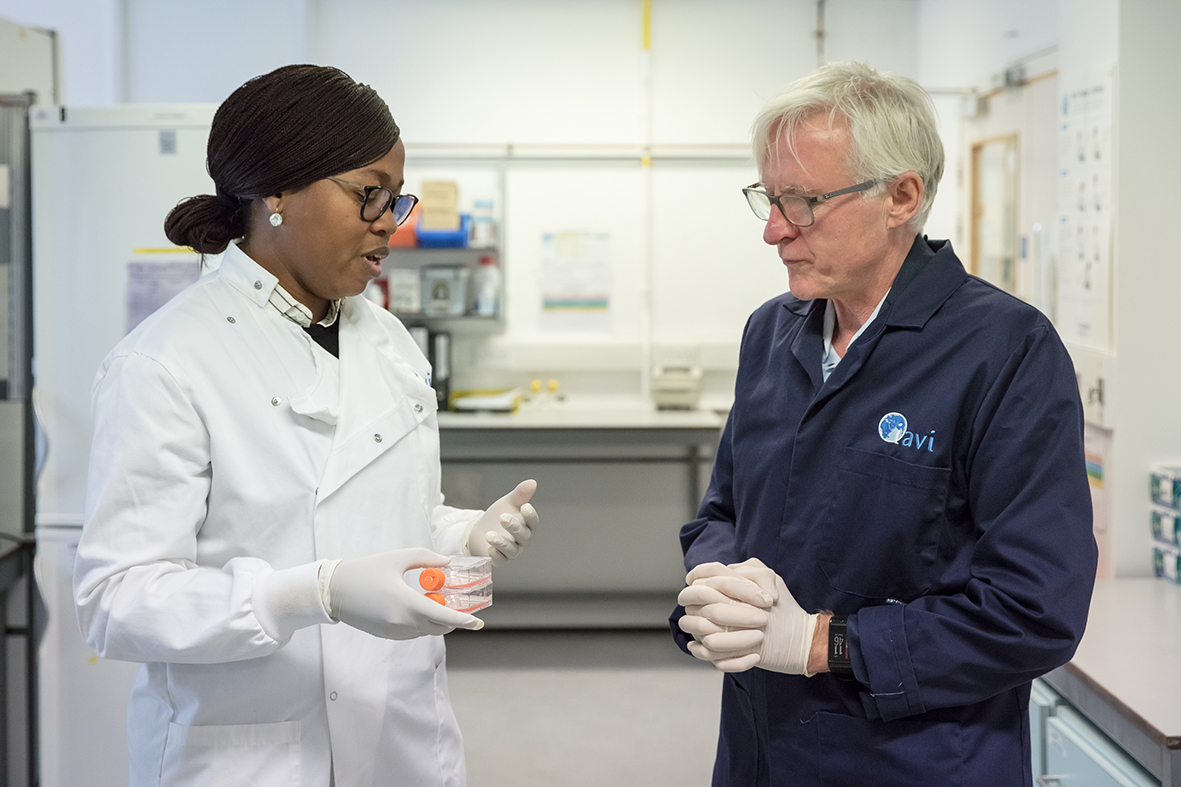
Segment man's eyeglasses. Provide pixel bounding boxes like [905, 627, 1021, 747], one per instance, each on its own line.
[742, 179, 878, 227]
[328, 176, 419, 224]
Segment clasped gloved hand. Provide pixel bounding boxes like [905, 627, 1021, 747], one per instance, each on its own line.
[677, 557, 819, 675]
[327, 548, 484, 640]
[464, 479, 539, 566]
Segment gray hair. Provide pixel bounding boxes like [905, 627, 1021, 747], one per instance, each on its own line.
[752, 61, 944, 234]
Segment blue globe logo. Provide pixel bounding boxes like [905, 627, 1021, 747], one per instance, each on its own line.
[878, 412, 907, 444]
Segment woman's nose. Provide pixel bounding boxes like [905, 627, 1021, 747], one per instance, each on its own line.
[371, 206, 399, 237]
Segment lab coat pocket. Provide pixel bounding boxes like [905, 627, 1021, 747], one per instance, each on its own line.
[814, 711, 963, 786]
[159, 720, 301, 787]
[818, 448, 951, 600]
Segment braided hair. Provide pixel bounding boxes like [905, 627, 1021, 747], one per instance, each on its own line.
[165, 64, 400, 254]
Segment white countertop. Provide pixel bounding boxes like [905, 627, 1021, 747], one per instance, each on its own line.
[1066, 578, 1181, 741]
[437, 400, 726, 430]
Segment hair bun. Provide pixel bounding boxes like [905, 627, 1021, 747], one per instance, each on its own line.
[164, 193, 246, 254]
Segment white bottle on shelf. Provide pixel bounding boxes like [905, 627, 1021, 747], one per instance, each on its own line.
[469, 198, 497, 248]
[472, 254, 502, 318]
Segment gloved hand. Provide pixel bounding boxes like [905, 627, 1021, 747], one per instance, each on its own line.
[677, 561, 773, 672]
[464, 479, 539, 566]
[327, 548, 484, 640]
[678, 558, 819, 675]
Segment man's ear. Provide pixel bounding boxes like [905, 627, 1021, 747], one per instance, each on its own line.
[885, 172, 923, 229]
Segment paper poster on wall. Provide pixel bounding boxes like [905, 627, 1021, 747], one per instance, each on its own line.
[1056, 62, 1114, 351]
[1084, 423, 1113, 579]
[126, 256, 201, 333]
[539, 230, 611, 333]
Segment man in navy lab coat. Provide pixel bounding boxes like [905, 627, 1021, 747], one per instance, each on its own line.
[672, 61, 1097, 786]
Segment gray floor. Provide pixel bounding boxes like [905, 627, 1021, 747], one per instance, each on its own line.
[445, 629, 723, 787]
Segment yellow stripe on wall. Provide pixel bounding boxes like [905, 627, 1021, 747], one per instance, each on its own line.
[642, 0, 651, 50]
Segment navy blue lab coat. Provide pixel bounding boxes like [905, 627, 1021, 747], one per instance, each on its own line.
[673, 236, 1097, 786]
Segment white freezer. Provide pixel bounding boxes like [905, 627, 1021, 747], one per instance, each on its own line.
[31, 105, 215, 787]
[35, 526, 141, 787]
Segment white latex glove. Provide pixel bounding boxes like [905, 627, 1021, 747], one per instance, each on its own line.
[463, 479, 539, 566]
[680, 558, 819, 675]
[327, 548, 484, 640]
[677, 561, 773, 672]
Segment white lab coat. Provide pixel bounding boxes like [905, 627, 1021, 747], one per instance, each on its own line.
[74, 243, 479, 787]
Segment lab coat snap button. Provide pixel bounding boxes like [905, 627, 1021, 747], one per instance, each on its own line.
[226, 316, 236, 324]
[271, 397, 281, 406]
[374, 434, 382, 443]
[254, 280, 262, 290]
[414, 403, 423, 413]
[330, 692, 338, 701]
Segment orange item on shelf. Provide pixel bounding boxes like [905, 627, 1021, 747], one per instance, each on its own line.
[387, 204, 419, 248]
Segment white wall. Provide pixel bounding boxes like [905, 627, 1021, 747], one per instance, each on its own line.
[0, 0, 935, 402]
[0, 0, 121, 104]
[124, 0, 310, 102]
[0, 16, 56, 102]
[917, 0, 1058, 89]
[1111, 0, 1181, 577]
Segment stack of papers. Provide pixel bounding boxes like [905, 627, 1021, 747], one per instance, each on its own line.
[451, 388, 521, 413]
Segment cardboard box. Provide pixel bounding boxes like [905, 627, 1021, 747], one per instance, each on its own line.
[1152, 506, 1181, 547]
[422, 266, 469, 316]
[1153, 543, 1181, 584]
[419, 180, 460, 231]
[1150, 466, 1181, 509]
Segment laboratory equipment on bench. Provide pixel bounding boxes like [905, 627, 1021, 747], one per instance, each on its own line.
[651, 365, 704, 410]
[417, 557, 493, 613]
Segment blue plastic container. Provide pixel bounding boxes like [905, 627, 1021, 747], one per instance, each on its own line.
[416, 214, 471, 248]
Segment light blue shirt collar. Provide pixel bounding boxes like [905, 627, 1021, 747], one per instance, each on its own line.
[821, 290, 889, 382]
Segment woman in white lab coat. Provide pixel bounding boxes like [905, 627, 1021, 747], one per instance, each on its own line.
[73, 64, 538, 787]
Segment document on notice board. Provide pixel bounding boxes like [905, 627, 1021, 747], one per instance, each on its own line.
[539, 230, 611, 333]
[1056, 62, 1114, 352]
[126, 257, 201, 334]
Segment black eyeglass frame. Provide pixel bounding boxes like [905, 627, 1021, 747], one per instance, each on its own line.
[742, 179, 879, 227]
[328, 176, 419, 225]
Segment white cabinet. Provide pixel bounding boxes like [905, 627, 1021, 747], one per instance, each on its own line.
[1032, 678, 1065, 779]
[1045, 706, 1160, 787]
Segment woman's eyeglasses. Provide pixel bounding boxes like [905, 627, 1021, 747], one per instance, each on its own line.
[328, 176, 419, 224]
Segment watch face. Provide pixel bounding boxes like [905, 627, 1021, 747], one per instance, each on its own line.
[828, 617, 853, 673]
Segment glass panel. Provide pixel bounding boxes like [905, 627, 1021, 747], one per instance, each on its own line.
[971, 135, 1018, 293]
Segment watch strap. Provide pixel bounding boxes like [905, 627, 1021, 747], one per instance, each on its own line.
[828, 615, 853, 675]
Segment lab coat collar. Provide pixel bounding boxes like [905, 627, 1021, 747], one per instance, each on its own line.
[780, 235, 966, 330]
[880, 236, 966, 330]
[219, 242, 280, 310]
[780, 236, 966, 394]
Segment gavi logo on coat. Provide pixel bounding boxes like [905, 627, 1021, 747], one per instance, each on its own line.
[878, 412, 935, 453]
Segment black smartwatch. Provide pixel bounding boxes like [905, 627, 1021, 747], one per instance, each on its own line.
[827, 615, 854, 675]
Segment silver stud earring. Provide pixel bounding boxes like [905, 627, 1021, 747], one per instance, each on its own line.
[269, 212, 283, 227]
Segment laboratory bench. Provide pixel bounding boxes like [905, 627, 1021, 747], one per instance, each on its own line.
[437, 402, 725, 628]
[1040, 578, 1181, 786]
